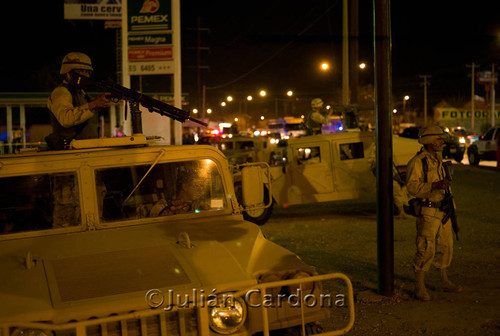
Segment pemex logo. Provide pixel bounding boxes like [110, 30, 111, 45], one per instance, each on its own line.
[140, 0, 160, 13]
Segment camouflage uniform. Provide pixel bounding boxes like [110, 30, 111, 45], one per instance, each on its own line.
[406, 125, 463, 300]
[406, 149, 453, 272]
[47, 82, 99, 141]
[305, 98, 329, 135]
[47, 52, 99, 143]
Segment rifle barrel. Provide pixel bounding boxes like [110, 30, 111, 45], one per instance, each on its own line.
[69, 73, 207, 126]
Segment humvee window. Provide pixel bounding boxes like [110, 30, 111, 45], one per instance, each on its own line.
[296, 146, 321, 164]
[0, 172, 80, 234]
[238, 141, 255, 150]
[220, 142, 234, 150]
[97, 159, 227, 222]
[339, 142, 364, 160]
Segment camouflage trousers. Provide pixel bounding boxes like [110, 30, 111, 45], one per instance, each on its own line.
[413, 207, 453, 272]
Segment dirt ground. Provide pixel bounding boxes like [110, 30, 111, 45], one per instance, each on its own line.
[261, 163, 500, 335]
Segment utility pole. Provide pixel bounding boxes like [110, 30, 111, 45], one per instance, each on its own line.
[419, 75, 431, 125]
[466, 63, 479, 132]
[349, 0, 359, 104]
[374, 0, 394, 297]
[342, 0, 350, 104]
[188, 17, 210, 116]
[491, 63, 496, 127]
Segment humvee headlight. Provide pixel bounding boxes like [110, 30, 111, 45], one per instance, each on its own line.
[287, 271, 315, 295]
[208, 296, 247, 334]
[11, 329, 52, 336]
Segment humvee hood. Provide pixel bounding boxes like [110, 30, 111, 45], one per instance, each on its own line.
[0, 216, 306, 322]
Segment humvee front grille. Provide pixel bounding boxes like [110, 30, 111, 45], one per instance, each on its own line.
[81, 310, 198, 336]
[4, 308, 199, 336]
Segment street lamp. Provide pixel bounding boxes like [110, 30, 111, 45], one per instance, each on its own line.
[403, 95, 410, 114]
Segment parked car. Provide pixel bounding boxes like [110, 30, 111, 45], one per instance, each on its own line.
[399, 126, 465, 162]
[467, 125, 500, 165]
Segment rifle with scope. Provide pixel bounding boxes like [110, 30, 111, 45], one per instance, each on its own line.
[441, 161, 459, 241]
[68, 72, 207, 127]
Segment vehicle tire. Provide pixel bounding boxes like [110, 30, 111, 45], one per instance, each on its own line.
[234, 182, 274, 225]
[467, 146, 480, 166]
[454, 151, 464, 163]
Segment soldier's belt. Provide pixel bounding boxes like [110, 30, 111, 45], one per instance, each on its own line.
[421, 200, 443, 208]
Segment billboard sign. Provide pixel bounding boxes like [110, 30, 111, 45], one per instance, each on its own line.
[435, 108, 500, 121]
[64, 0, 122, 20]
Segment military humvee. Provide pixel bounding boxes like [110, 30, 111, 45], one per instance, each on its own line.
[0, 138, 355, 336]
[238, 130, 422, 225]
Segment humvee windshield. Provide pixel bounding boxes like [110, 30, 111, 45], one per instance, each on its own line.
[98, 159, 227, 222]
[0, 172, 80, 234]
[0, 159, 227, 235]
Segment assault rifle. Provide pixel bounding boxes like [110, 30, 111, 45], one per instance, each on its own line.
[68, 73, 207, 127]
[441, 161, 459, 241]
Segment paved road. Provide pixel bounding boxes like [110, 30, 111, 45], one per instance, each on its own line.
[460, 154, 497, 168]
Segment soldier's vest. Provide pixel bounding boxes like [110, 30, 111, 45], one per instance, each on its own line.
[49, 84, 99, 141]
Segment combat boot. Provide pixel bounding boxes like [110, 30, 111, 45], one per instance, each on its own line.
[414, 271, 431, 301]
[439, 268, 464, 293]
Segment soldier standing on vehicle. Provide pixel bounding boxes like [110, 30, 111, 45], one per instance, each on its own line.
[46, 52, 110, 149]
[305, 98, 331, 135]
[406, 125, 463, 301]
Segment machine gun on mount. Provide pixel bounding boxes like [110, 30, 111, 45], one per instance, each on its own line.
[69, 73, 207, 136]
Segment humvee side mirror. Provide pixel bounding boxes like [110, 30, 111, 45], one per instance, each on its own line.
[239, 163, 272, 211]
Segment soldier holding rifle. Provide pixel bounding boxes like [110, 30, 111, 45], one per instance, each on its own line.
[46, 52, 110, 149]
[406, 125, 463, 301]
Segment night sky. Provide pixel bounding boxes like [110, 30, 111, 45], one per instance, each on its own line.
[1, 1, 498, 114]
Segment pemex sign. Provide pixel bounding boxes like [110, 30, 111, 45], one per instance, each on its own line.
[127, 0, 174, 75]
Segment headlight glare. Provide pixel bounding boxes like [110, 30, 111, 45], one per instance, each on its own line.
[208, 296, 247, 334]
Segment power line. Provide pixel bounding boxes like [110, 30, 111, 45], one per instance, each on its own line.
[205, 1, 341, 90]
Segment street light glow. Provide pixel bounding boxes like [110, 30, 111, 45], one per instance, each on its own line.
[404, 95, 410, 101]
[207, 108, 212, 114]
[287, 90, 293, 97]
[221, 101, 226, 107]
[227, 96, 233, 102]
[321, 62, 329, 71]
[192, 108, 198, 114]
[247, 95, 253, 101]
[359, 63, 366, 69]
[259, 90, 267, 97]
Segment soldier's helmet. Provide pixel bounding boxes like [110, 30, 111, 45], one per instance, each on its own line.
[60, 52, 94, 75]
[311, 98, 324, 109]
[418, 125, 446, 144]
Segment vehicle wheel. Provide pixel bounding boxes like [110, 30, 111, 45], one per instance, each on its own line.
[467, 146, 480, 166]
[454, 151, 464, 163]
[234, 182, 274, 225]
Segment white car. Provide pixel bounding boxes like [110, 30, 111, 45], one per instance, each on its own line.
[467, 126, 500, 165]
